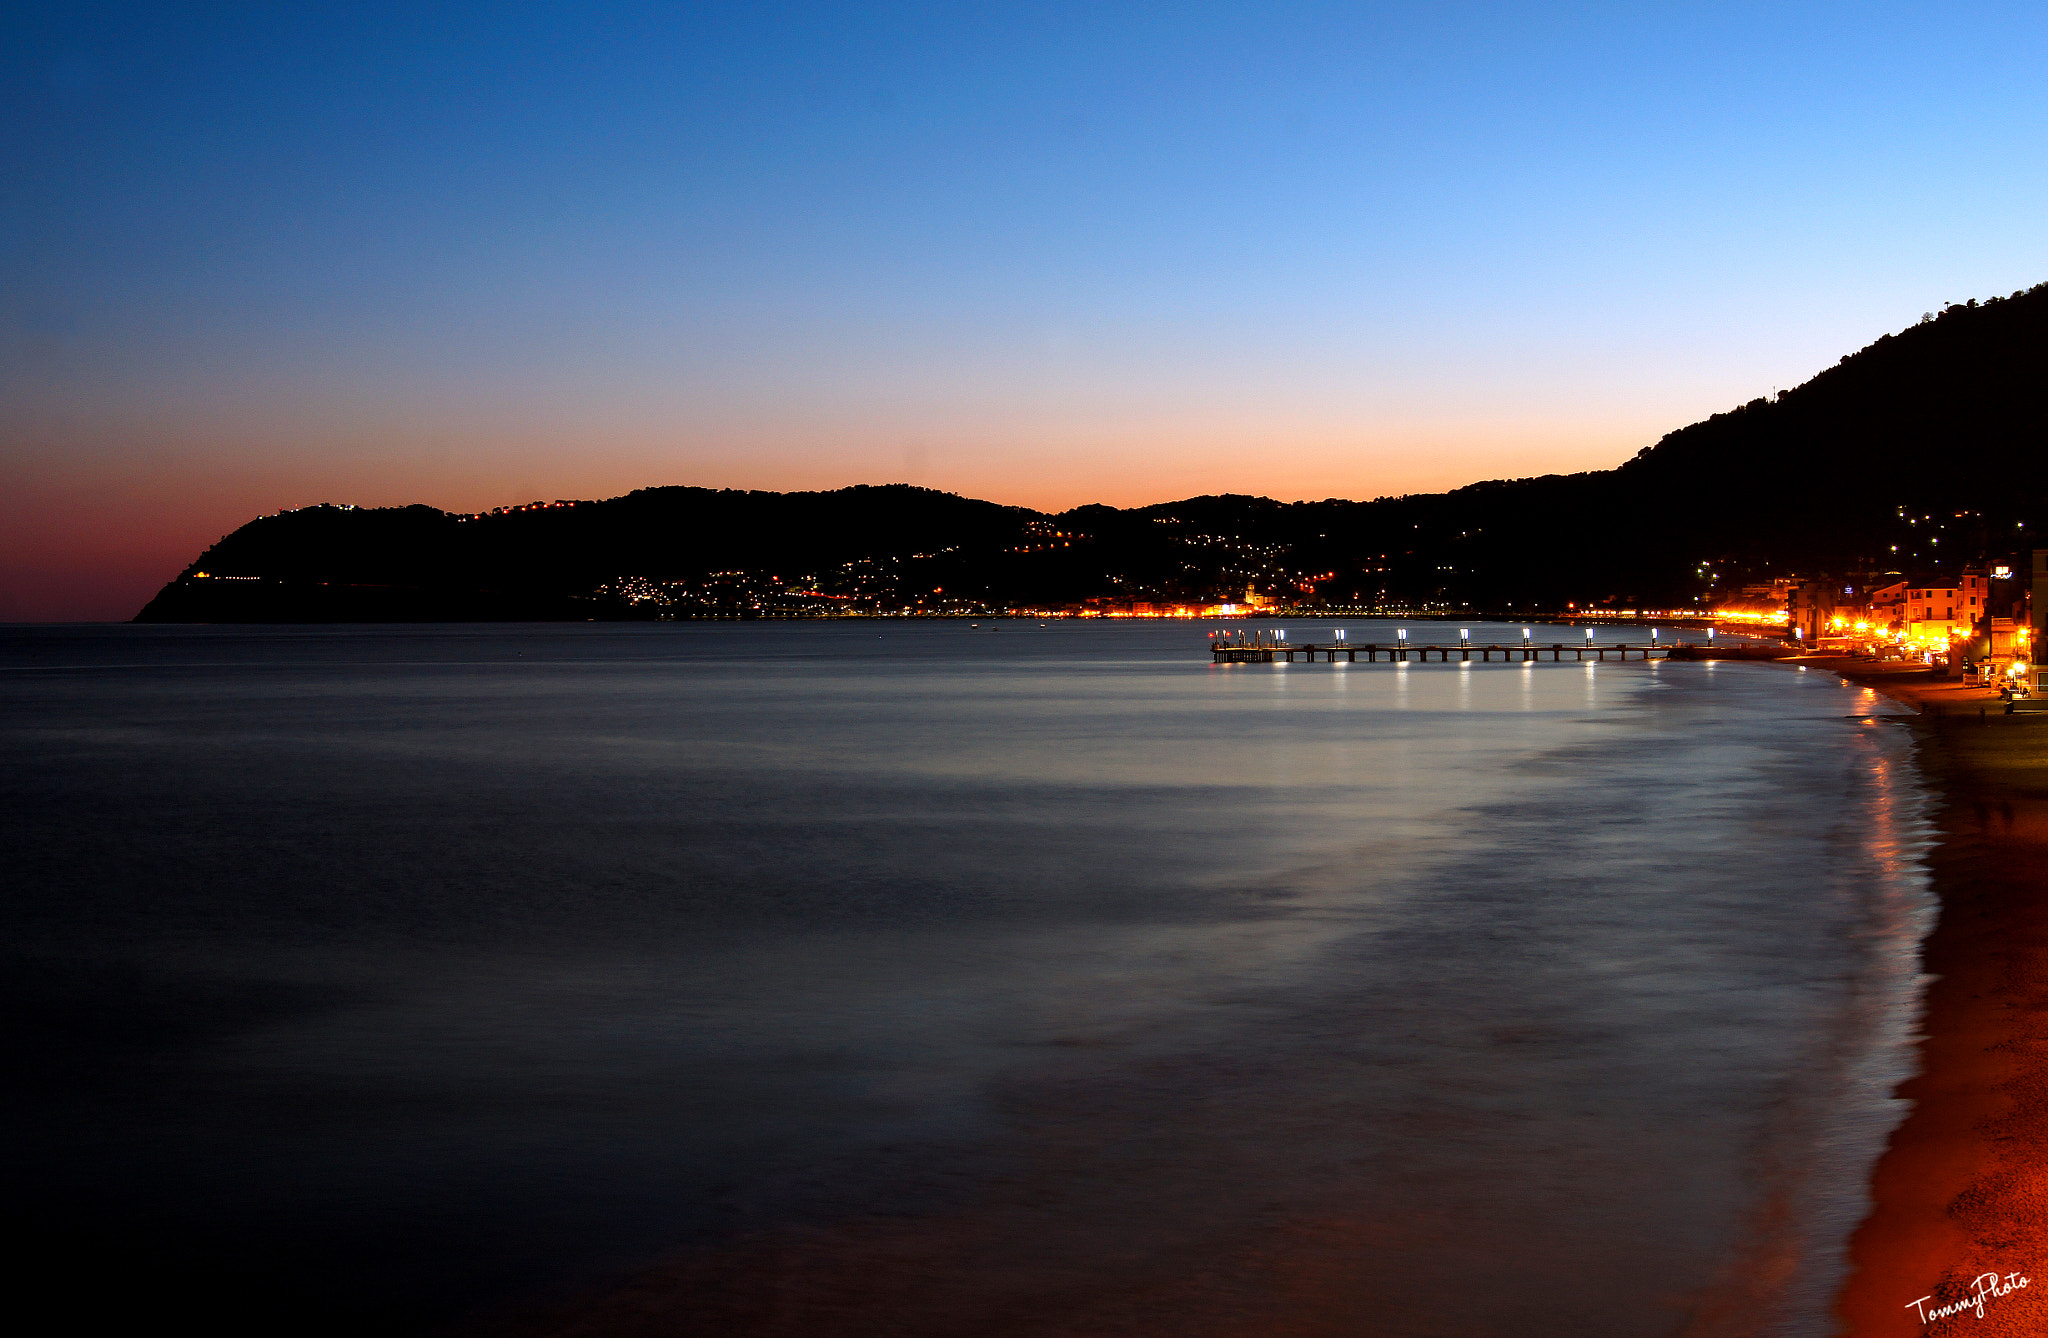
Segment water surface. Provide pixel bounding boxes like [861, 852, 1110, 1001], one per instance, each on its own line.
[0, 621, 1930, 1335]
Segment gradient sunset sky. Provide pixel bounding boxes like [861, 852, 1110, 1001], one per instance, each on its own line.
[5, 2, 2046, 619]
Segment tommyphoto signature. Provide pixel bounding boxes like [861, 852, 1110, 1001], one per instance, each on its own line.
[1906, 1271, 2030, 1324]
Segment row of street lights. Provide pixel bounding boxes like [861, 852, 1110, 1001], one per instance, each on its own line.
[1266, 625, 1698, 645]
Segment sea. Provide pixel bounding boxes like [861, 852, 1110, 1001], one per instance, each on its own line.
[0, 619, 1934, 1337]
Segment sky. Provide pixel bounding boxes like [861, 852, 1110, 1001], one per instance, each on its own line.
[4, 2, 2046, 620]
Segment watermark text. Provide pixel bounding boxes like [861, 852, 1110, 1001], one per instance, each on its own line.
[1906, 1271, 2030, 1324]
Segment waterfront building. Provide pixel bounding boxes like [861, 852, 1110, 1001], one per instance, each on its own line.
[1900, 571, 1987, 647]
[2034, 550, 2047, 695]
[1787, 577, 1882, 644]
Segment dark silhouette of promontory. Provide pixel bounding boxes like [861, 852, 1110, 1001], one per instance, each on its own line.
[136, 284, 2048, 622]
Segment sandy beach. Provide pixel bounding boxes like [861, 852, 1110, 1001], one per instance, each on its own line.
[1823, 662, 2048, 1336]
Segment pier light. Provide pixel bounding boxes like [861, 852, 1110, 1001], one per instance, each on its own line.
[1584, 628, 1595, 641]
[1522, 627, 1532, 641]
[1651, 627, 1660, 642]
[1277, 628, 1286, 641]
[1708, 627, 1716, 641]
[1397, 628, 1408, 642]
[1335, 628, 1346, 641]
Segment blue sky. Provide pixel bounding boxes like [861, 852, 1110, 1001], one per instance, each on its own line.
[4, 2, 2046, 616]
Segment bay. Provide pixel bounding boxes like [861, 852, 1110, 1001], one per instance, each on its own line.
[0, 620, 1931, 1336]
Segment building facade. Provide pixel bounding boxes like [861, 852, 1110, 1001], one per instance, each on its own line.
[1895, 571, 1988, 648]
[2035, 549, 2047, 695]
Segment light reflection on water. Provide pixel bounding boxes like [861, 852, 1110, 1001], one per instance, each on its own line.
[0, 621, 1931, 1337]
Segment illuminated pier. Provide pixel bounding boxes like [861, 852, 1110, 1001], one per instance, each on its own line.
[1209, 634, 1678, 664]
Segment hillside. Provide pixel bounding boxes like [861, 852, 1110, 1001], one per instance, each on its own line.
[136, 284, 2048, 621]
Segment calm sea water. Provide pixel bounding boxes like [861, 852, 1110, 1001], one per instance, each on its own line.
[1, 620, 1931, 1337]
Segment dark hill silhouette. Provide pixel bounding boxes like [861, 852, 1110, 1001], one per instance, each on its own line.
[136, 284, 2048, 622]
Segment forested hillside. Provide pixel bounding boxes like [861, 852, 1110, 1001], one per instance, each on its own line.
[137, 284, 2048, 621]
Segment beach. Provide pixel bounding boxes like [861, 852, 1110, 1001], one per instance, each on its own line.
[1827, 663, 2048, 1336]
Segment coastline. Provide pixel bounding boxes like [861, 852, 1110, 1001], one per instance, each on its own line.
[1821, 661, 2048, 1335]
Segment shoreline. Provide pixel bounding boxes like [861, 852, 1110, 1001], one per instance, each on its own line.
[1817, 661, 2048, 1335]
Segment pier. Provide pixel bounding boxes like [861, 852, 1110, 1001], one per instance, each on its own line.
[1211, 634, 1678, 663]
